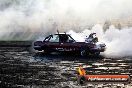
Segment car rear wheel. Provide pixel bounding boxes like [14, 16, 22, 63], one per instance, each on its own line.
[80, 50, 87, 56]
[94, 52, 100, 56]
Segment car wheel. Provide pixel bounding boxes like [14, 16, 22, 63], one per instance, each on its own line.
[95, 52, 100, 55]
[81, 50, 86, 56]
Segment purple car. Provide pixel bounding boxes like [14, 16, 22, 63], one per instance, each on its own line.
[33, 33, 106, 56]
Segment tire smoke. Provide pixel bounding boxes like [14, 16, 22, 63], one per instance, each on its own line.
[68, 24, 132, 57]
[0, 0, 132, 40]
[0, 0, 132, 57]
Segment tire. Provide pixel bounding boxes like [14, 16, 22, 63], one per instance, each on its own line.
[94, 52, 100, 56]
[80, 50, 86, 56]
[78, 76, 87, 85]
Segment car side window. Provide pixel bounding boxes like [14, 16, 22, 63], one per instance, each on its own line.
[67, 35, 75, 43]
[49, 35, 59, 42]
[59, 34, 69, 43]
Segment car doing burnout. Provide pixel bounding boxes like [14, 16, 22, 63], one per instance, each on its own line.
[33, 33, 106, 56]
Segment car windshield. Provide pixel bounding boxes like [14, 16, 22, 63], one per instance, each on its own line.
[49, 35, 59, 42]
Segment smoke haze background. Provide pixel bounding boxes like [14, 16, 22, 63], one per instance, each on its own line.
[67, 25, 132, 57]
[0, 0, 132, 56]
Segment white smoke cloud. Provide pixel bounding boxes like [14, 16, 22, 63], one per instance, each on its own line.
[104, 26, 132, 57]
[0, 0, 132, 56]
[0, 0, 132, 40]
[67, 24, 132, 57]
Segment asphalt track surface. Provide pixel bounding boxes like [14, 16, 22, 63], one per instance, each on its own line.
[0, 46, 132, 88]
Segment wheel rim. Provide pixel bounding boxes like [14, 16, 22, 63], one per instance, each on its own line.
[81, 50, 86, 56]
[95, 52, 100, 55]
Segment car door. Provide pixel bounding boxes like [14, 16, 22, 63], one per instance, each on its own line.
[59, 35, 77, 51]
[47, 34, 60, 51]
